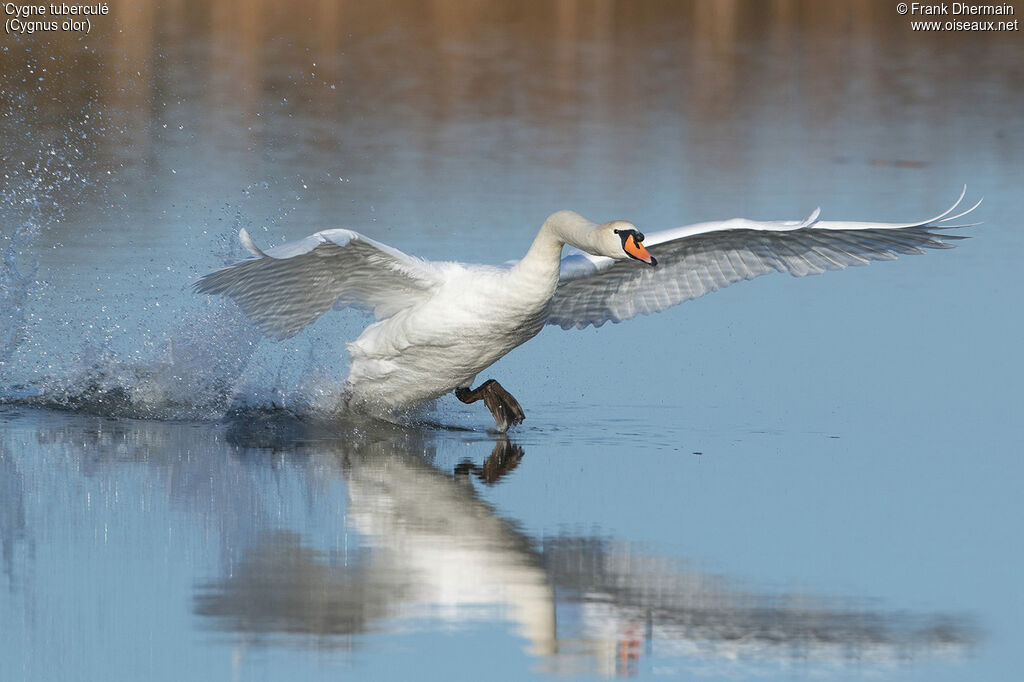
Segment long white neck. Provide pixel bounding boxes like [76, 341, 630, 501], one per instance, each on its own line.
[513, 211, 599, 281]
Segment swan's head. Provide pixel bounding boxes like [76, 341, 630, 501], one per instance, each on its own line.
[544, 211, 657, 266]
[600, 221, 657, 266]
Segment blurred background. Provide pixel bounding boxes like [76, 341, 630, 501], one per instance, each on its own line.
[1, 1, 1021, 681]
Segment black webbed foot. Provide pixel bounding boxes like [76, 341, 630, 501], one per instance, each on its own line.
[454, 379, 525, 432]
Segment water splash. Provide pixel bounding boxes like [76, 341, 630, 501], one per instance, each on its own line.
[0, 226, 364, 421]
[0, 259, 363, 421]
[1, 78, 101, 396]
[0, 131, 361, 421]
[0, 222, 37, 365]
[0, 55, 384, 425]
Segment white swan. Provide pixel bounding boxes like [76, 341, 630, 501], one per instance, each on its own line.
[195, 189, 979, 431]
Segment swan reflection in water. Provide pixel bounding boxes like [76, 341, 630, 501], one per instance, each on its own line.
[193, 416, 975, 677]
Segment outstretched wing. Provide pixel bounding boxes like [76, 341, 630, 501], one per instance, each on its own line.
[195, 229, 442, 339]
[548, 189, 981, 330]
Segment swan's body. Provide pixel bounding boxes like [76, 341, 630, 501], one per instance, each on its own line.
[196, 190, 979, 430]
[345, 259, 551, 410]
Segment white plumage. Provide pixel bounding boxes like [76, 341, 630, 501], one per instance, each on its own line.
[195, 189, 978, 430]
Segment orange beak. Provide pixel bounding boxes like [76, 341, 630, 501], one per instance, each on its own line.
[624, 234, 657, 266]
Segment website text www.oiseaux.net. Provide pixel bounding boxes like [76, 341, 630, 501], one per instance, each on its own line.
[897, 2, 1019, 31]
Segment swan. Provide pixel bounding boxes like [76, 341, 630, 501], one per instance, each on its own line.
[195, 189, 980, 431]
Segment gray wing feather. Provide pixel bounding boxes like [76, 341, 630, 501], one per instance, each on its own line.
[195, 229, 440, 339]
[548, 192, 978, 330]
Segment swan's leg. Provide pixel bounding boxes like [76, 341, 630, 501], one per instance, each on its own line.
[454, 379, 525, 432]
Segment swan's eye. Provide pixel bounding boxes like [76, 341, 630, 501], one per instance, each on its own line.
[614, 228, 643, 245]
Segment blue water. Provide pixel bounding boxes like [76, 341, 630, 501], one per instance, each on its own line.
[1, 2, 1022, 680]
